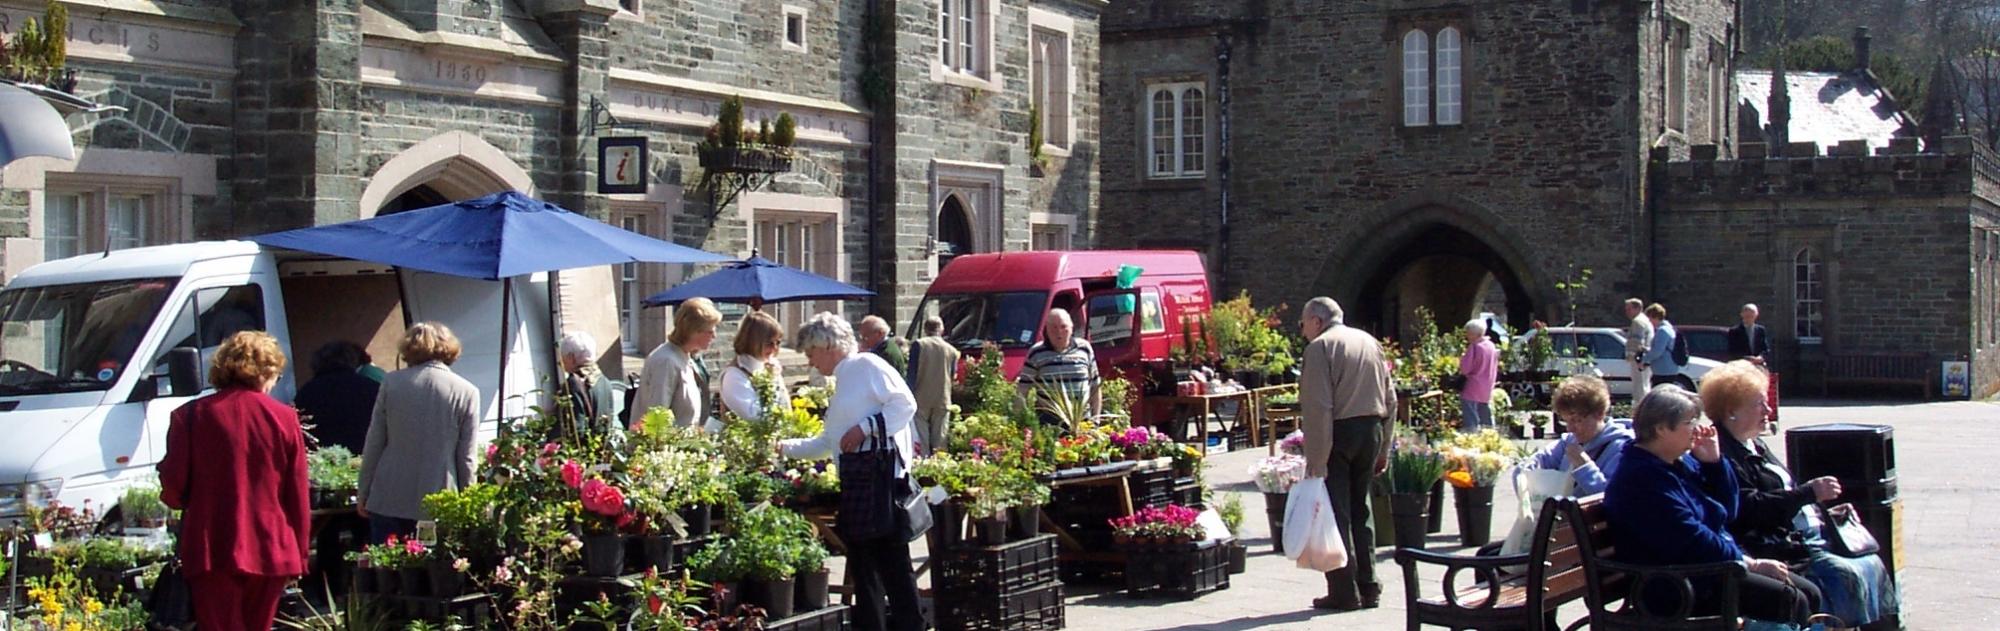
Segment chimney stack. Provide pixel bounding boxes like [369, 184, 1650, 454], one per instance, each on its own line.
[1854, 26, 1873, 74]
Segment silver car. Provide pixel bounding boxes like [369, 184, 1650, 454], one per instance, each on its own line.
[1517, 326, 1721, 398]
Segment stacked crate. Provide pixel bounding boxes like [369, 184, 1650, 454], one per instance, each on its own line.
[933, 534, 1065, 631]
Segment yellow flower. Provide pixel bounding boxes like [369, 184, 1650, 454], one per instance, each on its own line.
[66, 622, 83, 631]
[42, 600, 64, 617]
[83, 598, 103, 615]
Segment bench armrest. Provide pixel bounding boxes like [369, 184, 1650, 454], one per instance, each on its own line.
[1395, 548, 1533, 610]
[1591, 558, 1748, 620]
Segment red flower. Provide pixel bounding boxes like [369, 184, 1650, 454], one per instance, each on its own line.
[580, 478, 628, 517]
[648, 595, 665, 615]
[561, 460, 584, 489]
[542, 442, 561, 456]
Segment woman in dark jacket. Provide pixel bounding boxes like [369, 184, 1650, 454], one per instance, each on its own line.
[294, 340, 380, 452]
[1703, 361, 1899, 628]
[559, 331, 617, 436]
[1603, 384, 1821, 627]
[158, 330, 312, 631]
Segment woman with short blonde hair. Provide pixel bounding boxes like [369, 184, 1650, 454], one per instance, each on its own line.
[1705, 361, 1900, 627]
[1526, 375, 1633, 495]
[159, 330, 310, 631]
[635, 297, 723, 429]
[359, 322, 481, 543]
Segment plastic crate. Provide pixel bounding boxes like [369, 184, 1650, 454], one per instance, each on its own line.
[1172, 477, 1203, 509]
[935, 581, 1066, 631]
[1130, 468, 1177, 510]
[936, 535, 1060, 593]
[767, 604, 850, 631]
[1121, 539, 1231, 600]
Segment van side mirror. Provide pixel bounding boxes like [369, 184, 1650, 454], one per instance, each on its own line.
[165, 347, 204, 397]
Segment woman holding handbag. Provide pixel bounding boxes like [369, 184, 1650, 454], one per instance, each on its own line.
[158, 331, 312, 631]
[1704, 361, 1899, 628]
[779, 313, 924, 631]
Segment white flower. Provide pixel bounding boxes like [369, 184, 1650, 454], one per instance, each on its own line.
[452, 558, 471, 573]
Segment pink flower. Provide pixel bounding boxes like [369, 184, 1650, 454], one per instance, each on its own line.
[493, 565, 514, 583]
[542, 442, 561, 456]
[561, 460, 584, 489]
[580, 479, 627, 517]
[485, 444, 499, 460]
[970, 438, 988, 453]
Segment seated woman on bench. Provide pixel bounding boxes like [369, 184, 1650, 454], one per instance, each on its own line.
[1704, 362, 1899, 629]
[1526, 375, 1634, 495]
[1604, 384, 1822, 627]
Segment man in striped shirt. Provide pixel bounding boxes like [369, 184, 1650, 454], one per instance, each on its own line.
[1015, 309, 1101, 428]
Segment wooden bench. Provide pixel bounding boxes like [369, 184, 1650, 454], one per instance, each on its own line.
[1821, 353, 1933, 398]
[1396, 495, 1749, 631]
[1562, 496, 1749, 631]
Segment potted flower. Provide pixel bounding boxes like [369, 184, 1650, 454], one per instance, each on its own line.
[1386, 436, 1448, 550]
[1444, 431, 1520, 547]
[570, 463, 637, 577]
[1003, 469, 1049, 541]
[421, 484, 500, 597]
[1216, 494, 1249, 574]
[1248, 451, 1306, 554]
[307, 446, 361, 509]
[119, 483, 171, 531]
[789, 537, 830, 613]
[685, 542, 744, 613]
[1109, 504, 1204, 547]
[730, 507, 805, 619]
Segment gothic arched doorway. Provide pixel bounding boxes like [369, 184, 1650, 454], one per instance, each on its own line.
[938, 195, 974, 271]
[377, 185, 450, 216]
[1340, 221, 1543, 345]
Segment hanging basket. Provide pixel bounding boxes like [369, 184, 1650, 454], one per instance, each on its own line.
[698, 146, 795, 174]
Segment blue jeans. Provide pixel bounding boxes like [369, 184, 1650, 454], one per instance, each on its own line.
[1459, 398, 1494, 431]
[368, 514, 418, 544]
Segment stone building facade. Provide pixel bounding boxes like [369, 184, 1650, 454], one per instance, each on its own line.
[1098, 0, 1738, 339]
[0, 0, 1102, 360]
[1657, 137, 2000, 398]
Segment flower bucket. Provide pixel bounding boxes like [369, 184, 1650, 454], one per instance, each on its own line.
[583, 533, 627, 577]
[1226, 541, 1248, 574]
[744, 576, 796, 620]
[1372, 483, 1395, 547]
[679, 505, 713, 538]
[1454, 485, 1495, 547]
[1427, 480, 1446, 534]
[927, 500, 966, 550]
[428, 558, 467, 599]
[1390, 492, 1431, 550]
[1263, 492, 1288, 555]
[794, 568, 830, 613]
[1009, 504, 1042, 540]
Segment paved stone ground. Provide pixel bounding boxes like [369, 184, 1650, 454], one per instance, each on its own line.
[1046, 399, 2000, 630]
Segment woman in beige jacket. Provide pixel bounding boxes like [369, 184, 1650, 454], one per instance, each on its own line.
[633, 297, 722, 429]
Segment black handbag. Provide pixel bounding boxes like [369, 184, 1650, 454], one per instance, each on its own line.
[149, 409, 198, 628]
[1820, 503, 1880, 558]
[1442, 373, 1469, 393]
[836, 414, 933, 542]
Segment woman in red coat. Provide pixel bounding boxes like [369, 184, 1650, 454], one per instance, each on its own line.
[158, 330, 312, 631]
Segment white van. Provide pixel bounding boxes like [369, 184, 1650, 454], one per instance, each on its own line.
[0, 241, 578, 522]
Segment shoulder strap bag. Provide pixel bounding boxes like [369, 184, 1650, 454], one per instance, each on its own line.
[835, 414, 933, 542]
[1819, 503, 1881, 558]
[148, 407, 199, 628]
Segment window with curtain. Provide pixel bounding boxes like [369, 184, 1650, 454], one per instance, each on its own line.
[43, 187, 167, 261]
[1435, 27, 1462, 125]
[1794, 248, 1823, 344]
[1146, 83, 1206, 178]
[1403, 30, 1431, 127]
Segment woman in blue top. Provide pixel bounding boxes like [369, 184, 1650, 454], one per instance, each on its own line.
[1604, 384, 1821, 626]
[1526, 376, 1634, 495]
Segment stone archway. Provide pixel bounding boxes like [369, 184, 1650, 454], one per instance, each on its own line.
[1312, 201, 1556, 343]
[938, 194, 974, 271]
[357, 131, 536, 217]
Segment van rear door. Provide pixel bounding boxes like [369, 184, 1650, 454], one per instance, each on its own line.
[1081, 290, 1141, 368]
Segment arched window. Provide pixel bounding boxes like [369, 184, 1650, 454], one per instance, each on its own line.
[1435, 27, 1462, 125]
[938, 195, 974, 271]
[1145, 83, 1206, 178]
[1403, 30, 1430, 126]
[1794, 249, 1823, 344]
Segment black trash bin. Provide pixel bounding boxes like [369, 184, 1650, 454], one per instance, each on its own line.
[1786, 423, 1903, 631]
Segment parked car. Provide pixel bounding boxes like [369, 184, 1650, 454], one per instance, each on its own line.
[1516, 326, 1722, 399]
[1676, 325, 1733, 363]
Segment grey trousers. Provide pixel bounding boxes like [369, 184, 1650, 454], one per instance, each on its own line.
[1322, 415, 1384, 603]
[915, 408, 951, 455]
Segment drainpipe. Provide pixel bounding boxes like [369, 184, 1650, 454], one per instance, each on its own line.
[1215, 29, 1234, 292]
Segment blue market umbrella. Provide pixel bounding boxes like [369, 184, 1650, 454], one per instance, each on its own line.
[249, 190, 732, 279]
[643, 254, 873, 309]
[250, 190, 733, 404]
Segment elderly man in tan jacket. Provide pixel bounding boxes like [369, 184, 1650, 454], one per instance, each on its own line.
[1297, 297, 1397, 612]
[906, 316, 962, 454]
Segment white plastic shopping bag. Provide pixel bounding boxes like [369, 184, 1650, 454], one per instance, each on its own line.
[1498, 466, 1575, 556]
[1282, 477, 1349, 572]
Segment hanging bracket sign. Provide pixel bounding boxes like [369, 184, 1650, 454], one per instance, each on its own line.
[597, 136, 648, 194]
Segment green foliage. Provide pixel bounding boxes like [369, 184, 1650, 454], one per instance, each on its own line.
[37, 537, 172, 568]
[1027, 102, 1045, 163]
[688, 506, 820, 582]
[955, 345, 1033, 425]
[421, 484, 502, 555]
[1554, 266, 1592, 326]
[1216, 493, 1245, 535]
[1208, 292, 1296, 376]
[120, 483, 169, 523]
[1387, 435, 1449, 495]
[1101, 374, 1133, 420]
[772, 112, 798, 148]
[718, 95, 745, 147]
[309, 445, 361, 492]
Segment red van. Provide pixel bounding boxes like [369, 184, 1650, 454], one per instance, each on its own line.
[905, 250, 1213, 413]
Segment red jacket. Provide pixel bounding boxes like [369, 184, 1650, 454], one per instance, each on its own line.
[158, 388, 311, 577]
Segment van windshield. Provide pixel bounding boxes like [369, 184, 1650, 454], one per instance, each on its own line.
[0, 278, 176, 395]
[915, 292, 1050, 350]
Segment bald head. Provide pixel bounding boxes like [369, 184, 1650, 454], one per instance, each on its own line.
[857, 315, 890, 349]
[1043, 309, 1075, 349]
[1302, 297, 1342, 340]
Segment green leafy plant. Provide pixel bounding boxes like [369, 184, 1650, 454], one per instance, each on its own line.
[717, 95, 745, 147]
[1217, 493, 1245, 535]
[422, 484, 502, 556]
[120, 482, 170, 525]
[772, 112, 798, 148]
[1387, 435, 1449, 495]
[308, 445, 361, 492]
[1027, 102, 1045, 166]
[1554, 265, 1593, 327]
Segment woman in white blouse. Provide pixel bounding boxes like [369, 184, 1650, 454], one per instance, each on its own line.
[720, 311, 789, 423]
[778, 313, 920, 631]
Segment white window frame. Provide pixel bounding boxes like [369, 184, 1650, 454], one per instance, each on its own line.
[1794, 248, 1823, 345]
[1029, 212, 1076, 251]
[1435, 27, 1463, 126]
[1709, 41, 1728, 144]
[40, 180, 175, 261]
[1029, 10, 1076, 152]
[745, 193, 845, 335]
[782, 5, 809, 54]
[1403, 30, 1431, 127]
[936, 0, 996, 89]
[1667, 20, 1689, 133]
[1145, 82, 1206, 179]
